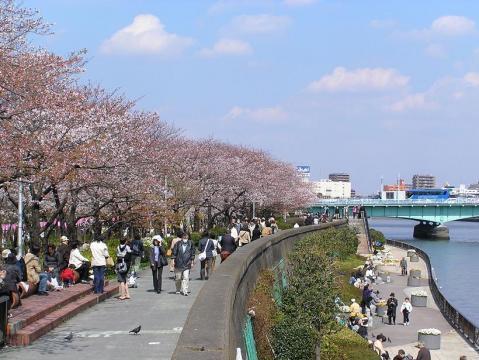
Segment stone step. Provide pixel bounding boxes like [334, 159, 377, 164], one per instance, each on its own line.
[8, 283, 118, 346]
[8, 282, 108, 336]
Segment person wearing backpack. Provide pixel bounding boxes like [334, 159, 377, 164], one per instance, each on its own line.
[198, 232, 215, 280]
[172, 233, 195, 296]
[116, 239, 132, 300]
[130, 234, 144, 277]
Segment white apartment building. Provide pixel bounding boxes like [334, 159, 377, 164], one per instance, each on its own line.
[312, 180, 351, 199]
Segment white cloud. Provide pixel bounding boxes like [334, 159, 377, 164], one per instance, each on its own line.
[425, 43, 446, 58]
[199, 38, 252, 57]
[283, 0, 316, 6]
[308, 67, 409, 92]
[101, 14, 193, 56]
[464, 72, 479, 86]
[431, 16, 475, 36]
[389, 93, 431, 112]
[224, 106, 287, 123]
[230, 14, 291, 34]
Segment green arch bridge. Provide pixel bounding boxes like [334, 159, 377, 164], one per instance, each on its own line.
[310, 199, 479, 224]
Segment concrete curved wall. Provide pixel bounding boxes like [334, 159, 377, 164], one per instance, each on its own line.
[172, 220, 347, 360]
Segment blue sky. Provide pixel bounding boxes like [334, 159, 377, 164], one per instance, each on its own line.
[26, 0, 479, 193]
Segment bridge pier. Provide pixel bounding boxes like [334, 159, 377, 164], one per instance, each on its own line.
[413, 221, 449, 240]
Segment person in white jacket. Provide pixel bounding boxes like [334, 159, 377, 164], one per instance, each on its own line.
[400, 297, 413, 326]
[90, 236, 110, 294]
[68, 242, 90, 284]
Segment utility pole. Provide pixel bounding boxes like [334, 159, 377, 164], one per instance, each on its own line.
[17, 180, 24, 257]
[252, 201, 256, 219]
[164, 175, 168, 236]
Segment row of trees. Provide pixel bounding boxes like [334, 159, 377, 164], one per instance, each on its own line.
[0, 0, 313, 248]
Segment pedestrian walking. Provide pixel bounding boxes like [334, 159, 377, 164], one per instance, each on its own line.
[172, 233, 195, 296]
[90, 235, 110, 294]
[400, 257, 408, 276]
[251, 224, 261, 241]
[168, 230, 182, 273]
[401, 297, 412, 326]
[116, 239, 132, 300]
[198, 231, 215, 280]
[238, 225, 251, 246]
[387, 292, 398, 325]
[130, 234, 144, 277]
[219, 231, 237, 262]
[150, 236, 167, 294]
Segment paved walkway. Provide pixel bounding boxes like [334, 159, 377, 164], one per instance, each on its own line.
[369, 245, 478, 360]
[1, 261, 208, 360]
[350, 218, 370, 255]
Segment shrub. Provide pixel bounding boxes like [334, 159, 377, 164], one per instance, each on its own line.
[321, 328, 378, 360]
[272, 315, 318, 360]
[189, 232, 202, 248]
[370, 228, 386, 249]
[209, 226, 227, 238]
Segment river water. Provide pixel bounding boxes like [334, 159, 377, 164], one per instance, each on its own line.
[368, 218, 479, 327]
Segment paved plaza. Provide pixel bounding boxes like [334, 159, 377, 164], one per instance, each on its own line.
[2, 262, 206, 360]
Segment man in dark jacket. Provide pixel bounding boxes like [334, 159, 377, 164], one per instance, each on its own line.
[130, 235, 144, 277]
[415, 342, 431, 360]
[172, 233, 195, 296]
[219, 232, 237, 263]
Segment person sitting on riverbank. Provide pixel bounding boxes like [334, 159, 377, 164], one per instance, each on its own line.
[350, 298, 362, 317]
[25, 245, 49, 296]
[373, 334, 389, 359]
[415, 342, 431, 360]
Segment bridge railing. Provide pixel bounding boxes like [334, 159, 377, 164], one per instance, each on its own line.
[386, 239, 479, 350]
[312, 198, 479, 206]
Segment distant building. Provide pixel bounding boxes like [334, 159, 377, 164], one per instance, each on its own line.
[351, 189, 356, 198]
[312, 179, 351, 199]
[383, 179, 411, 192]
[412, 174, 436, 189]
[448, 184, 479, 197]
[329, 173, 350, 182]
[381, 190, 406, 200]
[296, 166, 311, 183]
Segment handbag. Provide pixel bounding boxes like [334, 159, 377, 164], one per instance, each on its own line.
[166, 248, 172, 257]
[160, 255, 168, 267]
[106, 256, 114, 267]
[115, 259, 128, 274]
[198, 239, 210, 261]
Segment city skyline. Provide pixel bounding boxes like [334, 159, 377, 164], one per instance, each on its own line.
[26, 0, 479, 193]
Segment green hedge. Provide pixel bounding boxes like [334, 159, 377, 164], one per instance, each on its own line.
[271, 227, 364, 359]
[370, 228, 386, 250]
[321, 328, 378, 360]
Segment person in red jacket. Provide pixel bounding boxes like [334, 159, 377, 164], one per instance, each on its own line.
[61, 265, 76, 287]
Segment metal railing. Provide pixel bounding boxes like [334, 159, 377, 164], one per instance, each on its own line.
[312, 198, 479, 206]
[386, 239, 479, 350]
[361, 211, 373, 252]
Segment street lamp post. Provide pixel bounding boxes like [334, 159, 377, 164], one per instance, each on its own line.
[17, 180, 24, 257]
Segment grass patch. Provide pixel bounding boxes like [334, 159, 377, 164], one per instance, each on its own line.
[336, 255, 364, 303]
[247, 270, 276, 360]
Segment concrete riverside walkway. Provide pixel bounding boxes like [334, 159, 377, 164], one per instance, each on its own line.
[350, 218, 370, 255]
[368, 245, 478, 360]
[1, 261, 207, 360]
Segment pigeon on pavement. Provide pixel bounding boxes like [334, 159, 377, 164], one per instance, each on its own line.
[129, 325, 141, 335]
[64, 332, 73, 341]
